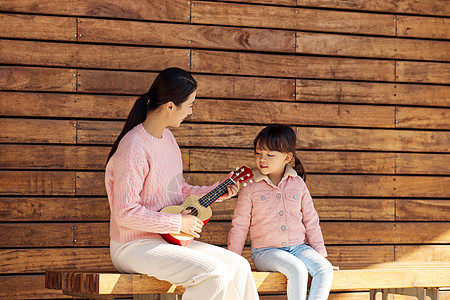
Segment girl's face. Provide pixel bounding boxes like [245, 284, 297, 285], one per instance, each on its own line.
[254, 146, 292, 177]
[169, 91, 196, 127]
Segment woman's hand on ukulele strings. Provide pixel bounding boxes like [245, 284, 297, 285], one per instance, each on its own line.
[180, 209, 203, 238]
[217, 172, 240, 202]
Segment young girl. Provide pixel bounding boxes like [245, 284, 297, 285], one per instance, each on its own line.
[228, 124, 334, 300]
[106, 67, 259, 300]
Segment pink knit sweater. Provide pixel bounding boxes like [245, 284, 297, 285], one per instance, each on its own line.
[105, 124, 217, 243]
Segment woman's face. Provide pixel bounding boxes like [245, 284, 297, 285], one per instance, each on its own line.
[170, 91, 196, 127]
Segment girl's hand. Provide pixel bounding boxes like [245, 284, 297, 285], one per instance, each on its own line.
[216, 171, 240, 202]
[180, 209, 203, 238]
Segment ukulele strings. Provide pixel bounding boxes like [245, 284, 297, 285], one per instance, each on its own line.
[199, 178, 235, 208]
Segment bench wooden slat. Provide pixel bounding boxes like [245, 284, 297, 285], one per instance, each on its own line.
[45, 263, 450, 296]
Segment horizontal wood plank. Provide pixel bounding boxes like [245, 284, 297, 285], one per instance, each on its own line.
[189, 148, 396, 174]
[191, 99, 396, 128]
[0, 0, 190, 22]
[0, 196, 395, 222]
[0, 13, 76, 41]
[296, 32, 450, 61]
[296, 0, 450, 16]
[0, 275, 67, 299]
[0, 171, 76, 196]
[314, 199, 395, 221]
[10, 121, 447, 153]
[77, 70, 296, 100]
[3, 222, 449, 247]
[394, 222, 450, 244]
[395, 245, 450, 262]
[0, 223, 76, 247]
[297, 127, 450, 152]
[0, 144, 109, 170]
[307, 174, 450, 198]
[1, 144, 396, 174]
[392, 176, 450, 198]
[191, 50, 395, 81]
[396, 61, 450, 84]
[191, 1, 395, 36]
[196, 75, 296, 101]
[296, 80, 450, 107]
[396, 199, 450, 221]
[218, 0, 295, 6]
[78, 69, 156, 95]
[0, 248, 112, 274]
[0, 92, 134, 118]
[322, 246, 394, 269]
[396, 106, 450, 130]
[0, 245, 394, 274]
[0, 118, 77, 144]
[397, 15, 450, 39]
[79, 18, 295, 52]
[0, 66, 76, 92]
[396, 153, 450, 175]
[3, 171, 447, 198]
[0, 144, 187, 171]
[0, 197, 109, 222]
[0, 40, 190, 71]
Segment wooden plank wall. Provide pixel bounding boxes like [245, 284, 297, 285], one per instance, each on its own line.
[0, 0, 449, 299]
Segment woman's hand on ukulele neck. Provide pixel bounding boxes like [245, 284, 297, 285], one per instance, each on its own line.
[180, 209, 203, 238]
[216, 171, 240, 202]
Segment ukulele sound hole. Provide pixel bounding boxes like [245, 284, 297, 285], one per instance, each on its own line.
[186, 206, 199, 217]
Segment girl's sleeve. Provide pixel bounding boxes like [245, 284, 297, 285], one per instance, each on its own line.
[109, 150, 182, 235]
[227, 184, 253, 255]
[300, 181, 327, 257]
[181, 177, 219, 200]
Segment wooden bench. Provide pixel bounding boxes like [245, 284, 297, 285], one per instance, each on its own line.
[46, 262, 450, 300]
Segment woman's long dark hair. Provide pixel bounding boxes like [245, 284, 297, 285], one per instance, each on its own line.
[253, 124, 306, 181]
[106, 67, 197, 164]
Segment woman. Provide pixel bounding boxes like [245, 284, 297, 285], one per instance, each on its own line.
[105, 67, 259, 300]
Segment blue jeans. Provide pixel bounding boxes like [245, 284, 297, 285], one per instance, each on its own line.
[251, 244, 333, 300]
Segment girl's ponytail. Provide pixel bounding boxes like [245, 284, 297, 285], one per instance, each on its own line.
[293, 154, 306, 182]
[106, 94, 149, 163]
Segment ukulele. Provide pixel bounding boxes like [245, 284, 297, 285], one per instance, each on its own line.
[160, 166, 254, 246]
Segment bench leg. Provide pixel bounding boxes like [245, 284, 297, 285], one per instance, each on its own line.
[133, 294, 181, 300]
[427, 288, 439, 300]
[372, 288, 439, 300]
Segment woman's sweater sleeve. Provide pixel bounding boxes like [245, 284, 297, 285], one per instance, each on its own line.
[227, 184, 253, 255]
[110, 150, 182, 235]
[182, 177, 219, 200]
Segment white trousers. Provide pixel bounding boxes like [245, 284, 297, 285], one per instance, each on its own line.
[110, 239, 260, 300]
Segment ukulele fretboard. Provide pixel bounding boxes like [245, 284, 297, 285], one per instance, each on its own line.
[198, 178, 234, 207]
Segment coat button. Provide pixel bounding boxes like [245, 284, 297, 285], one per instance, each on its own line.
[281, 225, 286, 230]
[260, 196, 265, 200]
[276, 193, 281, 198]
[293, 195, 297, 199]
[282, 242, 287, 246]
[279, 210, 284, 216]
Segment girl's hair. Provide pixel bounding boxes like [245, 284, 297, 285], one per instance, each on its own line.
[253, 124, 306, 181]
[106, 67, 197, 163]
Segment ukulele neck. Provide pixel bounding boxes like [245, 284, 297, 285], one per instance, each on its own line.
[198, 178, 235, 208]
